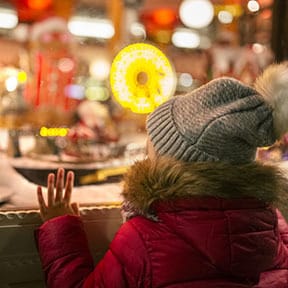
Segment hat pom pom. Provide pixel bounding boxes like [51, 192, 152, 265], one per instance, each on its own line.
[254, 62, 288, 138]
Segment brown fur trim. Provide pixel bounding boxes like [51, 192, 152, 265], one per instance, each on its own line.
[122, 157, 288, 215]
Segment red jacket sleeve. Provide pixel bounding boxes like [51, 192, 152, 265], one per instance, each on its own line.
[36, 215, 151, 288]
[36, 215, 95, 288]
[273, 209, 288, 268]
[276, 209, 288, 244]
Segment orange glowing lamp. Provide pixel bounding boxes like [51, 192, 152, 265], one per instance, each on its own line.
[27, 0, 52, 10]
[152, 8, 178, 26]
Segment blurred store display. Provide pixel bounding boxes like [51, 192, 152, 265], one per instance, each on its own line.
[1, 3, 286, 288]
[0, 0, 281, 208]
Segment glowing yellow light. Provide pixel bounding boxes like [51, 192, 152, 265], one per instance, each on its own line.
[214, 5, 243, 17]
[40, 127, 48, 137]
[131, 97, 154, 113]
[59, 128, 69, 137]
[17, 71, 27, 83]
[110, 43, 176, 114]
[40, 127, 69, 137]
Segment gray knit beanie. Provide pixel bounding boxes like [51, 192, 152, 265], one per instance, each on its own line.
[147, 63, 288, 164]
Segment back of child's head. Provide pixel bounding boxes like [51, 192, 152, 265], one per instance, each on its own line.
[147, 63, 288, 164]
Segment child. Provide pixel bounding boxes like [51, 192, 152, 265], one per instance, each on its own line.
[36, 63, 288, 287]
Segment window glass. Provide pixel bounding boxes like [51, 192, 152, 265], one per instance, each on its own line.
[0, 0, 278, 210]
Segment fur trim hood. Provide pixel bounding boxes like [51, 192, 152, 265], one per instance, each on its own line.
[122, 157, 288, 218]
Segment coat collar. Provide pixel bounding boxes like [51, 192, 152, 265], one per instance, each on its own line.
[122, 156, 288, 219]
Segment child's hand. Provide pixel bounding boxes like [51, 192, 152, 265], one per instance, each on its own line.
[37, 168, 79, 221]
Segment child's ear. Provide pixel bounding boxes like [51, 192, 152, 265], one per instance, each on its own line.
[146, 137, 157, 161]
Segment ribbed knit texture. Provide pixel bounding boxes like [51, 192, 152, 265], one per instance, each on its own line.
[147, 77, 276, 164]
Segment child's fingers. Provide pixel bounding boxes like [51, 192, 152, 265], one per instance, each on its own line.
[37, 186, 47, 212]
[71, 202, 80, 216]
[64, 171, 74, 204]
[47, 173, 55, 207]
[55, 168, 65, 202]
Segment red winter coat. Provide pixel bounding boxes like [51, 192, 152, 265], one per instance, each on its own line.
[36, 158, 288, 288]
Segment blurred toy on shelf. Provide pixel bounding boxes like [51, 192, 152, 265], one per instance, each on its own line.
[26, 17, 80, 112]
[210, 31, 274, 84]
[25, 99, 123, 163]
[63, 100, 121, 161]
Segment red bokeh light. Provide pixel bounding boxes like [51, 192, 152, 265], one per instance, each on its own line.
[152, 8, 178, 26]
